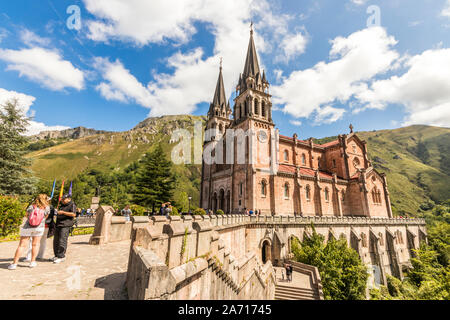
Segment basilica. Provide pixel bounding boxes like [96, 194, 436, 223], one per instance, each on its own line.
[200, 28, 393, 218]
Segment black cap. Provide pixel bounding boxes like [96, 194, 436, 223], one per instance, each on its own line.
[62, 194, 71, 199]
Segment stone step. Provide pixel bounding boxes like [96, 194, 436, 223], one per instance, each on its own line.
[275, 290, 319, 298]
[275, 292, 318, 300]
[275, 285, 318, 294]
[275, 285, 320, 300]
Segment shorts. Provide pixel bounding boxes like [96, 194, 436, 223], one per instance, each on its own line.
[20, 227, 45, 237]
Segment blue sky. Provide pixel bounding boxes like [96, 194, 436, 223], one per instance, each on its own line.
[0, 0, 449, 139]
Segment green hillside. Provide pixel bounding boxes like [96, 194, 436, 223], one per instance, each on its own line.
[27, 117, 450, 215]
[358, 125, 450, 215]
[27, 115, 206, 208]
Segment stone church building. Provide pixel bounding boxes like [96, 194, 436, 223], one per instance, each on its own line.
[200, 28, 393, 219]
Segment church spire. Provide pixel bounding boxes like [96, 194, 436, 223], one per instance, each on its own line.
[209, 60, 227, 118]
[243, 25, 260, 79]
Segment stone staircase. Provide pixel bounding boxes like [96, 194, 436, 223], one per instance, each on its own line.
[274, 261, 324, 300]
[275, 284, 321, 300]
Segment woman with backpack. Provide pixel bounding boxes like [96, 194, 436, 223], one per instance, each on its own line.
[8, 194, 51, 270]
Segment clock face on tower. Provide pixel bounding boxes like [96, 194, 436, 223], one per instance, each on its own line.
[258, 130, 268, 143]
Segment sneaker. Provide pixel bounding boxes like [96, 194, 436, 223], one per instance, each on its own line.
[7, 264, 17, 270]
[53, 258, 66, 264]
[49, 256, 58, 262]
[29, 261, 37, 268]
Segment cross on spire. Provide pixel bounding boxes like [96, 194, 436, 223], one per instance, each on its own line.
[349, 124, 354, 133]
[220, 57, 223, 69]
[250, 21, 253, 34]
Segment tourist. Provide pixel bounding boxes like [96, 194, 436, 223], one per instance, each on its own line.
[8, 194, 51, 270]
[286, 263, 293, 282]
[24, 204, 55, 262]
[165, 202, 172, 218]
[160, 203, 166, 215]
[52, 194, 77, 264]
[249, 209, 254, 215]
[121, 205, 132, 222]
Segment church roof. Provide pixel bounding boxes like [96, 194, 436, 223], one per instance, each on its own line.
[243, 30, 261, 78]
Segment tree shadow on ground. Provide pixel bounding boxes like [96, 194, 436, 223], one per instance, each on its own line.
[94, 272, 128, 300]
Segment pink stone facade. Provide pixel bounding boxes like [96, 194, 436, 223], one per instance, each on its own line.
[200, 31, 393, 219]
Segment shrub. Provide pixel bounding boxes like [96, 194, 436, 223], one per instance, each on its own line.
[0, 195, 26, 237]
[216, 209, 224, 215]
[193, 208, 206, 215]
[291, 227, 369, 300]
[170, 206, 180, 216]
[130, 204, 146, 216]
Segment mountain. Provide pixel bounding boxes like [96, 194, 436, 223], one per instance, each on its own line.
[31, 126, 111, 141]
[26, 117, 450, 215]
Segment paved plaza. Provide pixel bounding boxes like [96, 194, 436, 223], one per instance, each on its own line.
[0, 234, 130, 300]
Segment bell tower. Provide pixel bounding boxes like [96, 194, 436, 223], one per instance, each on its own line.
[233, 26, 273, 125]
[205, 59, 232, 141]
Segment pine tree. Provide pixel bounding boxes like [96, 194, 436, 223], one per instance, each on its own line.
[133, 144, 175, 209]
[0, 99, 35, 195]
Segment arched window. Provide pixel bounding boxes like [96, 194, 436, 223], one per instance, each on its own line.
[284, 150, 289, 162]
[324, 188, 329, 201]
[261, 180, 267, 197]
[284, 183, 290, 199]
[301, 153, 306, 165]
[244, 100, 248, 116]
[306, 185, 311, 200]
[254, 99, 259, 115]
[353, 157, 360, 168]
[261, 102, 266, 118]
[372, 187, 381, 204]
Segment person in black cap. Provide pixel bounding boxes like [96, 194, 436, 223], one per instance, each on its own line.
[52, 194, 77, 264]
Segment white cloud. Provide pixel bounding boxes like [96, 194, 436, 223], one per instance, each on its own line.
[442, 0, 450, 18]
[0, 88, 69, 135]
[272, 27, 399, 122]
[289, 120, 302, 126]
[314, 106, 346, 125]
[86, 0, 300, 116]
[94, 57, 153, 107]
[356, 48, 450, 127]
[0, 47, 85, 91]
[20, 29, 51, 47]
[277, 32, 308, 62]
[350, 0, 368, 5]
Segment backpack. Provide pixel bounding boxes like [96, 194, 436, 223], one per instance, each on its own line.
[28, 205, 45, 227]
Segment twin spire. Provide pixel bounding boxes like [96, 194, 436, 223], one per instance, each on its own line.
[209, 25, 268, 118]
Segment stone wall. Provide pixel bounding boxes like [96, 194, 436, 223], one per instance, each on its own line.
[89, 206, 150, 245]
[126, 215, 276, 300]
[117, 212, 425, 299]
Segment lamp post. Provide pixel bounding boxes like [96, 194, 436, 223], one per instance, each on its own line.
[188, 196, 192, 214]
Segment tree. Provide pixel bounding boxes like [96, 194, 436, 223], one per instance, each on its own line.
[0, 99, 35, 195]
[0, 195, 26, 237]
[291, 226, 368, 300]
[133, 144, 175, 209]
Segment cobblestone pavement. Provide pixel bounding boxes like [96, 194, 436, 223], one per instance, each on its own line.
[0, 234, 130, 300]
